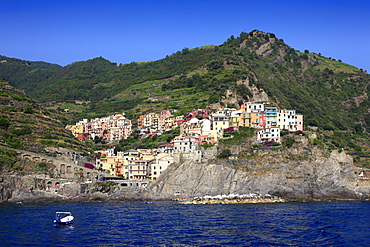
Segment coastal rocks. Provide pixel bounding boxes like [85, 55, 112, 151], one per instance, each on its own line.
[0, 175, 149, 203]
[178, 193, 286, 204]
[0, 175, 62, 203]
[1, 135, 369, 203]
[147, 147, 367, 202]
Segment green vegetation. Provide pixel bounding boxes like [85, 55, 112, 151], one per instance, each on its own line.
[112, 127, 180, 153]
[284, 136, 295, 148]
[217, 149, 232, 158]
[2, 30, 368, 136]
[200, 143, 215, 148]
[219, 127, 255, 145]
[0, 115, 10, 129]
[0, 81, 92, 154]
[0, 30, 369, 166]
[0, 147, 20, 172]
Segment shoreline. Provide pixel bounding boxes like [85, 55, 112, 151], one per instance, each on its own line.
[179, 198, 286, 204]
[1, 196, 369, 204]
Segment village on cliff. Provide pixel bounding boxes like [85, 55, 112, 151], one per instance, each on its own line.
[65, 101, 304, 182]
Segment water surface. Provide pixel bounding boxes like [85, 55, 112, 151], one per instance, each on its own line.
[0, 201, 369, 246]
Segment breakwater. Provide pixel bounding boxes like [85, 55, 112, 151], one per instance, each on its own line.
[178, 193, 286, 204]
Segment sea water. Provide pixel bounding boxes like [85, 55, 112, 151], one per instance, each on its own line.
[0, 201, 369, 246]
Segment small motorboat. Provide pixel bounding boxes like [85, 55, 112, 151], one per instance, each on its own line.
[54, 212, 74, 225]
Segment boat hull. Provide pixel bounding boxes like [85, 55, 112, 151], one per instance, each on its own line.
[54, 215, 74, 225]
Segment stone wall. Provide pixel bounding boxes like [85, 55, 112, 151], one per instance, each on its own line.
[16, 150, 106, 180]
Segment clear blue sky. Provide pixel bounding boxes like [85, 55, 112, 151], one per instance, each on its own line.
[1, 0, 369, 71]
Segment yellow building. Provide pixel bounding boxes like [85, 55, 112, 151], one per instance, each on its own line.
[67, 124, 84, 138]
[239, 112, 261, 127]
[96, 156, 116, 175]
[138, 149, 155, 161]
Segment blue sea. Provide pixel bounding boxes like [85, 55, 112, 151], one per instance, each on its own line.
[0, 201, 369, 246]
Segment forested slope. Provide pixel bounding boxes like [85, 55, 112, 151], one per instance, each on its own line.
[1, 30, 369, 134]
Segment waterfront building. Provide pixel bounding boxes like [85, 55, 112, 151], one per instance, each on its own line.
[151, 153, 174, 180]
[128, 160, 154, 180]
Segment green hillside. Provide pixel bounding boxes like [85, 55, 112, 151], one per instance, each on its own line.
[0, 79, 92, 154]
[1, 30, 368, 134]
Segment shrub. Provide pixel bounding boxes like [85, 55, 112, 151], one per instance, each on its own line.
[323, 123, 335, 131]
[217, 149, 231, 158]
[284, 136, 295, 148]
[200, 143, 215, 148]
[24, 107, 34, 114]
[0, 115, 9, 129]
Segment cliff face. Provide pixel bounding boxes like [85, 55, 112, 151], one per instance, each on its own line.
[0, 175, 146, 203]
[2, 136, 370, 203]
[0, 175, 63, 203]
[147, 137, 370, 201]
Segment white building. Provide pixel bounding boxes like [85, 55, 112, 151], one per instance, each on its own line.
[151, 153, 174, 180]
[277, 109, 303, 132]
[172, 136, 199, 152]
[256, 127, 280, 143]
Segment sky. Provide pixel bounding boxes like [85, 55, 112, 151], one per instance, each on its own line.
[1, 0, 369, 71]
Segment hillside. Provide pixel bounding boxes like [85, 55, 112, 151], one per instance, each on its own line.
[0, 79, 92, 172]
[1, 30, 369, 131]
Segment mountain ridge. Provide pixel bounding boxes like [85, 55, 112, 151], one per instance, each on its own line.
[0, 30, 369, 134]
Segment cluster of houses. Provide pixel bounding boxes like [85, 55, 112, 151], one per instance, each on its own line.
[66, 102, 303, 180]
[66, 113, 132, 142]
[95, 148, 173, 181]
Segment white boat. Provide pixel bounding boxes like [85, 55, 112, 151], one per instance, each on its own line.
[54, 212, 74, 225]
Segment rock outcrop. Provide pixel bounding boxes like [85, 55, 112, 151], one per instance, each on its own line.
[146, 137, 369, 201]
[1, 136, 369, 203]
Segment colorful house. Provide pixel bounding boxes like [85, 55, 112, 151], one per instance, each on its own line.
[128, 160, 154, 180]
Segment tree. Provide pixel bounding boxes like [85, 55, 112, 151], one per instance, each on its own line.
[354, 124, 363, 134]
[0, 115, 9, 129]
[217, 149, 231, 158]
[323, 123, 335, 131]
[24, 107, 34, 114]
[181, 48, 189, 54]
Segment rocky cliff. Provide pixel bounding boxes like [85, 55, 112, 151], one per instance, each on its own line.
[146, 136, 370, 201]
[1, 136, 370, 203]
